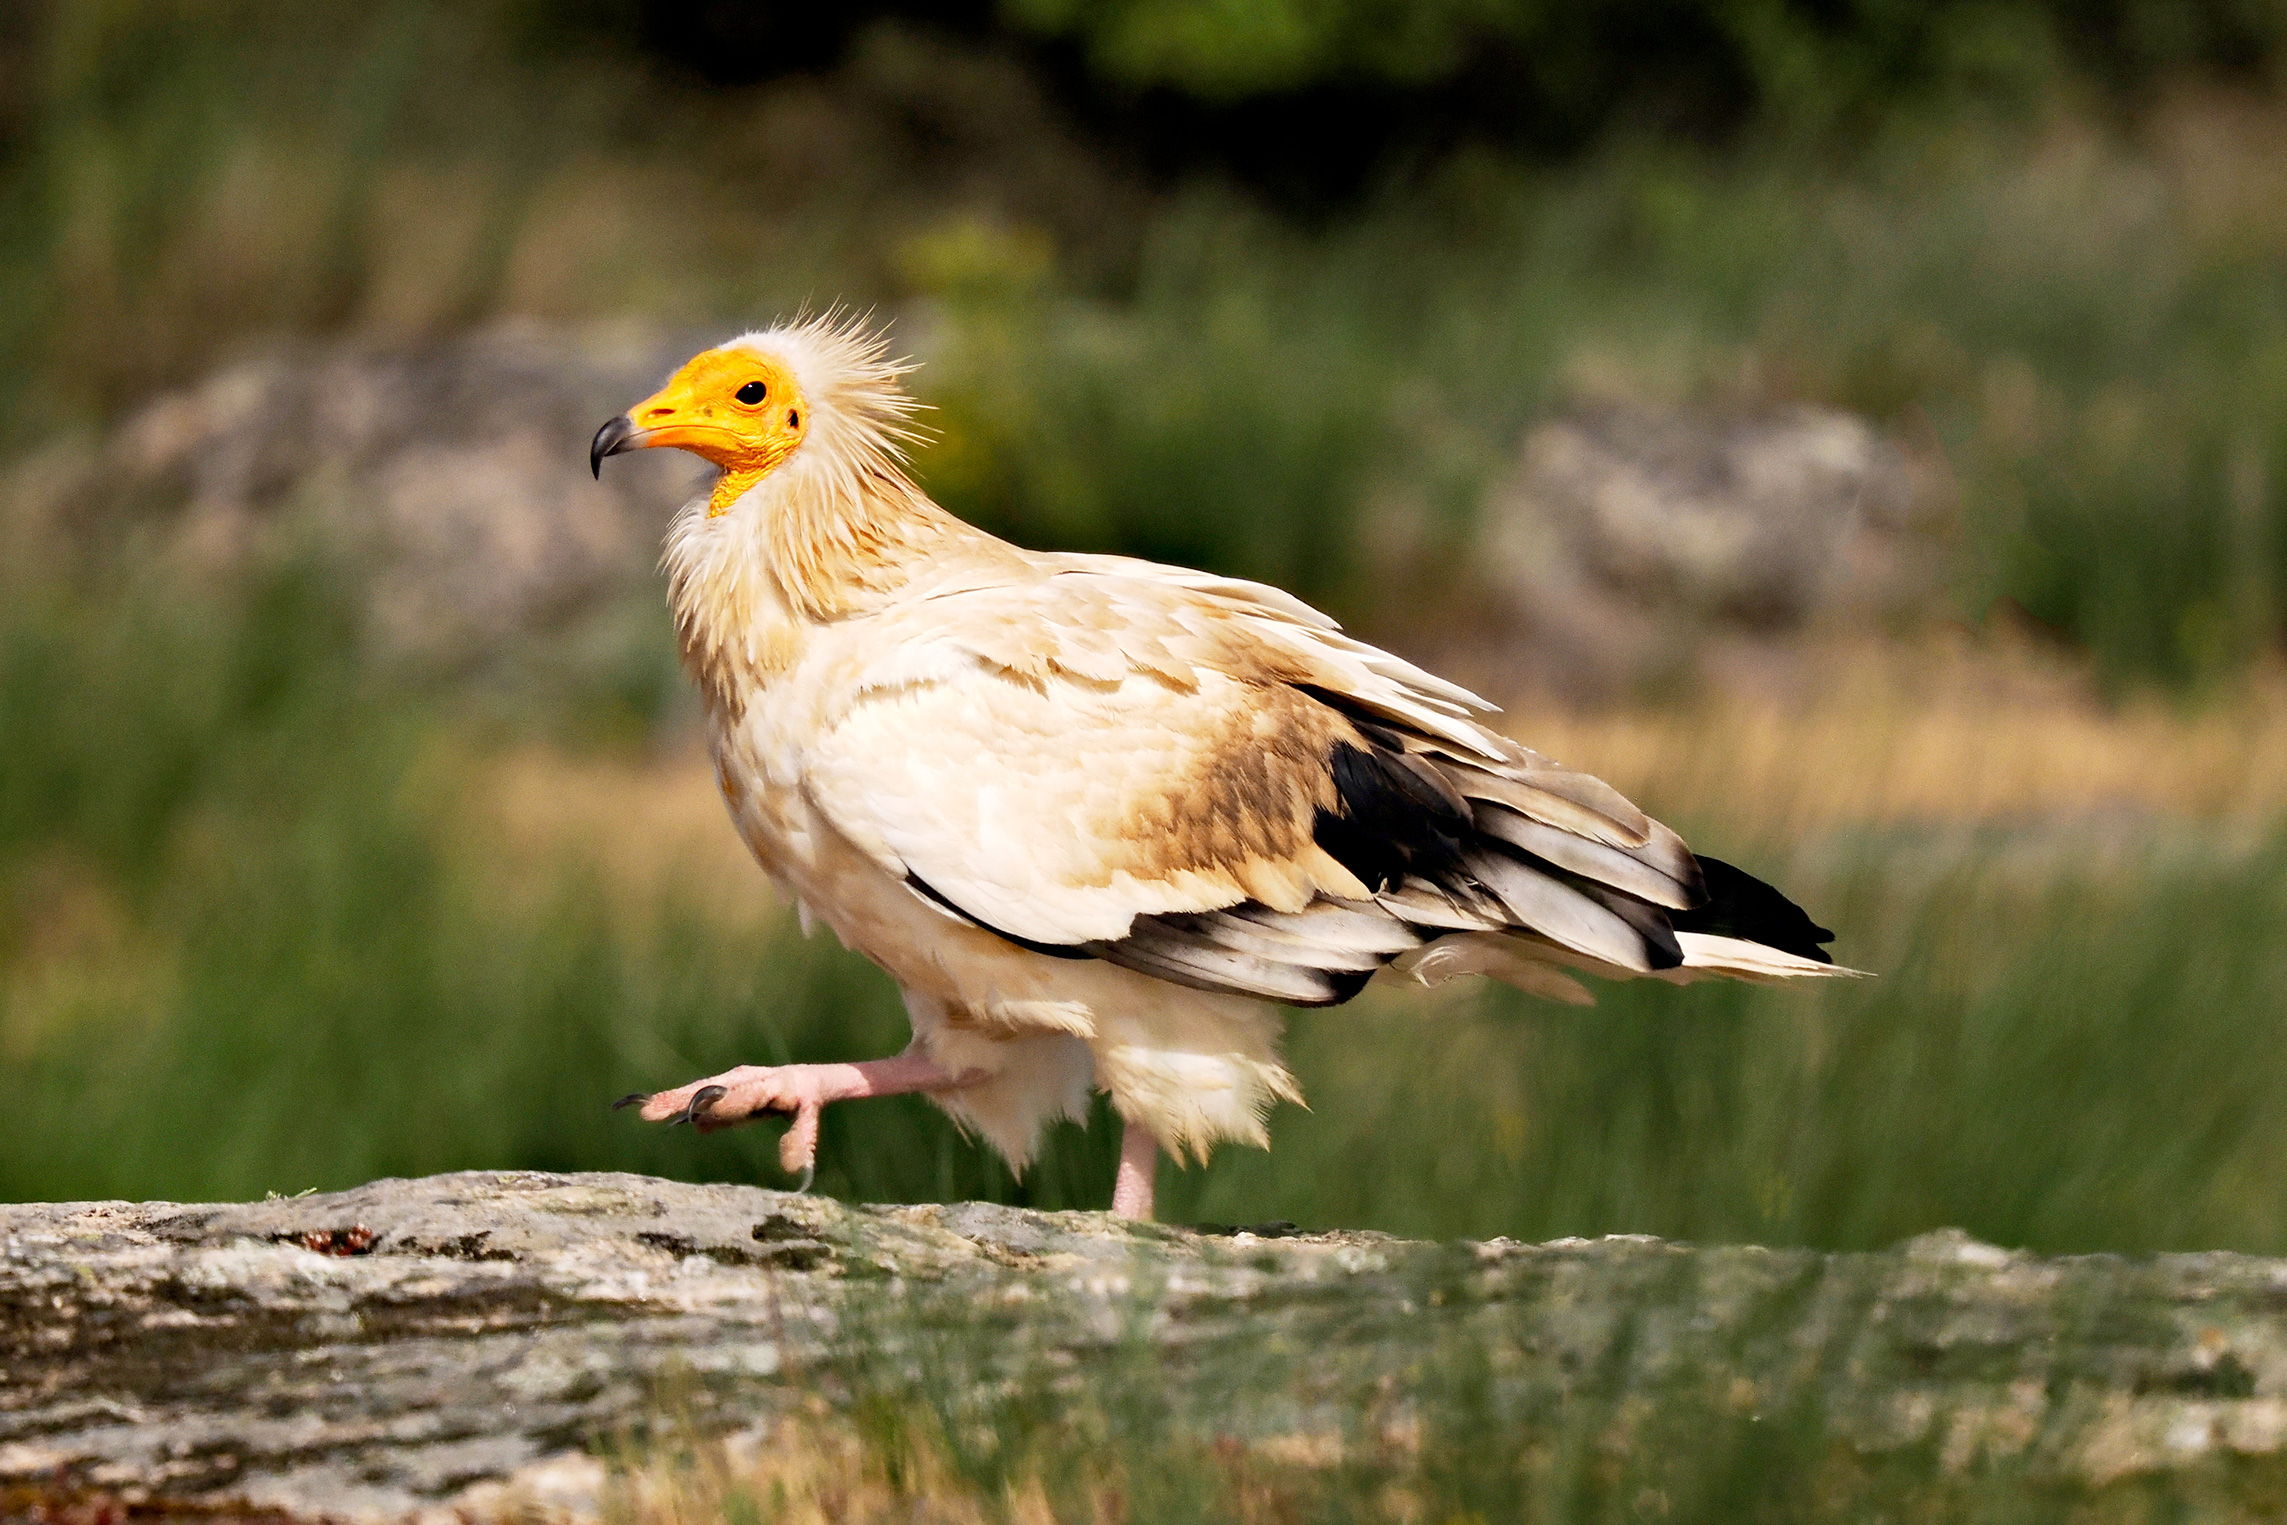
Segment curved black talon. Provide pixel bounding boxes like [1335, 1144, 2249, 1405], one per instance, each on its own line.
[671, 1084, 730, 1127]
[611, 1092, 650, 1112]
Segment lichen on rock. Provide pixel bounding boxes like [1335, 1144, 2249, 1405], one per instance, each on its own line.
[6, 1172, 2287, 1522]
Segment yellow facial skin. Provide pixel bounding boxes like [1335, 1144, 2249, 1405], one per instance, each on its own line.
[599, 347, 811, 516]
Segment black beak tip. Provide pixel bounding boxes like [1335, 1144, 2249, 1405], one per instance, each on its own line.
[590, 415, 636, 479]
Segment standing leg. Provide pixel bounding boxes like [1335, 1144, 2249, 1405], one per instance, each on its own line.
[1111, 1117, 1159, 1220]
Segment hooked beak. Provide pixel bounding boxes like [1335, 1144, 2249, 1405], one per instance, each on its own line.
[590, 414, 640, 480]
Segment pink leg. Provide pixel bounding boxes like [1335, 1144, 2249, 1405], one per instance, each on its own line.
[1111, 1118, 1159, 1221]
[625, 1052, 981, 1185]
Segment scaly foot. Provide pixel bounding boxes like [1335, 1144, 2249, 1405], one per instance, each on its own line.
[1111, 1117, 1160, 1220]
[616, 1052, 980, 1189]
[622, 1064, 836, 1186]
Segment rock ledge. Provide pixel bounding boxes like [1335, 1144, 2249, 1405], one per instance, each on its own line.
[6, 1172, 2287, 1520]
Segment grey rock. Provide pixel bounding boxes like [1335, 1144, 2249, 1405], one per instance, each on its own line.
[8, 1172, 2287, 1520]
[1475, 403, 1952, 695]
[13, 325, 707, 669]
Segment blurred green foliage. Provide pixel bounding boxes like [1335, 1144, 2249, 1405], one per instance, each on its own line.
[1007, 0, 2282, 119]
[8, 2, 2287, 683]
[3, 1, 2286, 1235]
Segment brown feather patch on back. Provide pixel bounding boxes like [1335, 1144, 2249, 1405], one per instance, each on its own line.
[1089, 680, 1349, 904]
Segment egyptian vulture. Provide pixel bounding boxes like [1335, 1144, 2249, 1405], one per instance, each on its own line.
[593, 315, 1853, 1219]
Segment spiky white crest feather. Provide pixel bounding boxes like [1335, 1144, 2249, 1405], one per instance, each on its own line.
[728, 309, 929, 487]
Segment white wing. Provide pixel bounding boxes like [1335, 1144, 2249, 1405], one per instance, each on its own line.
[799, 561, 1844, 1004]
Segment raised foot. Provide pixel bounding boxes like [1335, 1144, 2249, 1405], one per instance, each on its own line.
[629, 1064, 834, 1182]
[616, 1052, 979, 1190]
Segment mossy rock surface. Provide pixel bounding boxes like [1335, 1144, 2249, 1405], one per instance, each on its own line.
[6, 1172, 2287, 1521]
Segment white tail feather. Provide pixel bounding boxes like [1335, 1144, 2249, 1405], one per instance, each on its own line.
[1393, 927, 1868, 1006]
[1659, 932, 1872, 985]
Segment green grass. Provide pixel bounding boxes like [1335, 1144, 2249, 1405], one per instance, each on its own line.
[7, 573, 2286, 1260]
[7, 10, 2287, 1239]
[613, 1245, 2287, 1525]
[1188, 829, 2287, 1251]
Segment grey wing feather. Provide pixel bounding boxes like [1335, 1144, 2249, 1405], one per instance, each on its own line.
[1475, 805, 1701, 910]
[1462, 851, 1673, 975]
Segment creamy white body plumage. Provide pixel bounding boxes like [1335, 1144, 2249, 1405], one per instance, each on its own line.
[598, 315, 1857, 1214]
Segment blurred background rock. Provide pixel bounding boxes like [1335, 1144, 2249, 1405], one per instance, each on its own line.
[4, 0, 2287, 1266]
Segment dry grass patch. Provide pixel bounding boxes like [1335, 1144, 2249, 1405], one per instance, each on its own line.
[1495, 636, 2287, 836]
[476, 742, 768, 920]
[586, 1416, 1197, 1525]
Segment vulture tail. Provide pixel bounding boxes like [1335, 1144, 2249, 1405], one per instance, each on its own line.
[1667, 855, 1834, 964]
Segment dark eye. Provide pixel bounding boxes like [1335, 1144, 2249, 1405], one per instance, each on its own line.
[736, 380, 767, 405]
